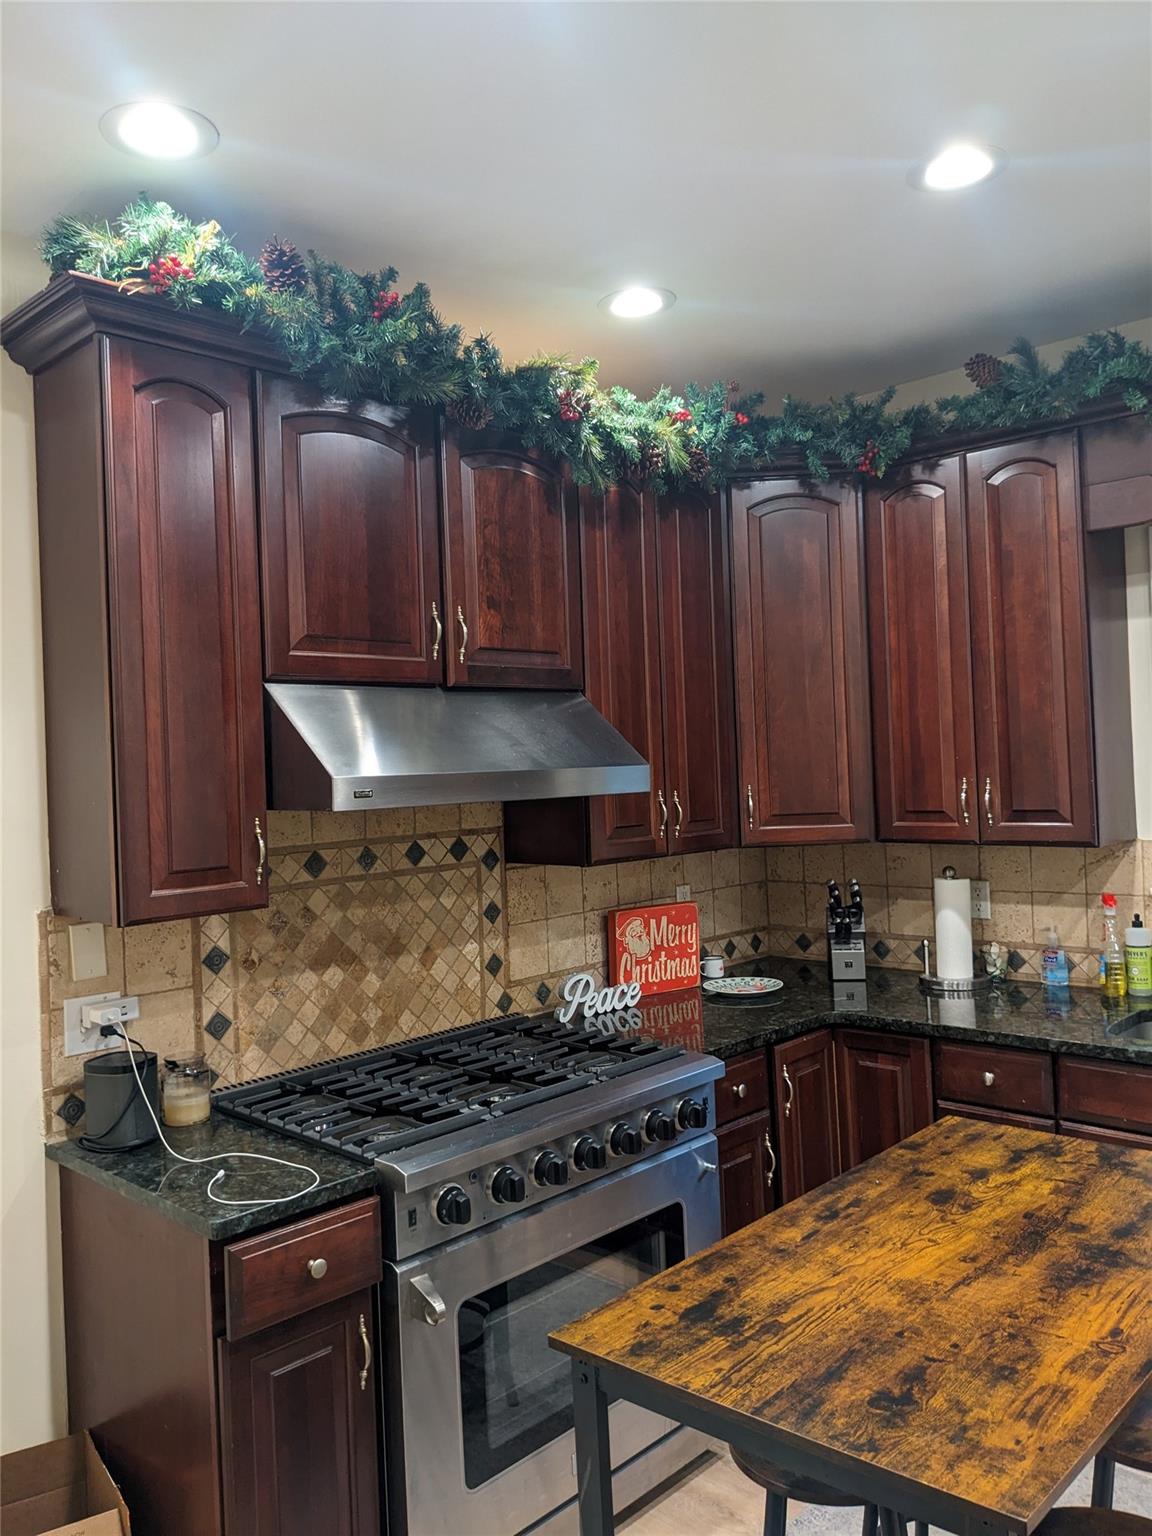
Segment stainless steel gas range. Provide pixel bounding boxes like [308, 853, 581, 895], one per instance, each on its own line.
[215, 1012, 724, 1536]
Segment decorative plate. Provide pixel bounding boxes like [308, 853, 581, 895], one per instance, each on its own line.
[702, 976, 784, 997]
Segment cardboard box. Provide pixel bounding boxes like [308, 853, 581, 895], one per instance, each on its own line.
[0, 1431, 130, 1536]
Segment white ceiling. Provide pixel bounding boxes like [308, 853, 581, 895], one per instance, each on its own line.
[3, 0, 1150, 401]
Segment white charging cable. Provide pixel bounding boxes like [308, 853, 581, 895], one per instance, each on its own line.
[107, 1025, 321, 1208]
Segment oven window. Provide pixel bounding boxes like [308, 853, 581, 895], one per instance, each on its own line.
[458, 1203, 685, 1489]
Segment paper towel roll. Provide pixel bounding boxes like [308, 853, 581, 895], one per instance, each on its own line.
[934, 877, 973, 980]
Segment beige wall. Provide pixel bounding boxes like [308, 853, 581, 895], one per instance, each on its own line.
[2, 233, 64, 1451]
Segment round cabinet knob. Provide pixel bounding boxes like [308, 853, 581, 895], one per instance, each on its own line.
[435, 1185, 472, 1226]
[533, 1151, 569, 1188]
[733, 1082, 748, 1101]
[677, 1097, 708, 1131]
[491, 1166, 526, 1204]
[609, 1122, 643, 1157]
[307, 1257, 328, 1280]
[572, 1136, 607, 1172]
[644, 1110, 677, 1144]
[983, 1071, 995, 1086]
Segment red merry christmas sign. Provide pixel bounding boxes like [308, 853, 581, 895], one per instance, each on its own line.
[608, 902, 700, 995]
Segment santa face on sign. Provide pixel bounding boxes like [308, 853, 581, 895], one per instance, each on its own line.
[622, 917, 652, 959]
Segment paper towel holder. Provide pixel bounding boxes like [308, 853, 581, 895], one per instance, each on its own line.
[917, 924, 995, 997]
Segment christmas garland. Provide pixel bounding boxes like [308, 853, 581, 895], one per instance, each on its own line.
[40, 197, 1152, 490]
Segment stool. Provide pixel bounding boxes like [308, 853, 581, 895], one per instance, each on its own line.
[1092, 1387, 1152, 1509]
[730, 1448, 929, 1536]
[1035, 1511, 1152, 1536]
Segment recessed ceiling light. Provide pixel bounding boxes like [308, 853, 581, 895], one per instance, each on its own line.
[99, 101, 219, 159]
[600, 286, 676, 319]
[913, 143, 1004, 191]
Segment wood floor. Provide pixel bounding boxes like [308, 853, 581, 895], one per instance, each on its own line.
[619, 1448, 1152, 1536]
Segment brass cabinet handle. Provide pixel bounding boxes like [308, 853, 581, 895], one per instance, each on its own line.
[456, 605, 468, 665]
[960, 776, 970, 825]
[782, 1064, 795, 1119]
[746, 783, 755, 830]
[657, 789, 669, 838]
[358, 1312, 372, 1392]
[763, 1129, 777, 1184]
[983, 1071, 995, 1087]
[431, 601, 442, 661]
[983, 776, 995, 827]
[672, 788, 683, 840]
[307, 1256, 328, 1280]
[255, 817, 266, 885]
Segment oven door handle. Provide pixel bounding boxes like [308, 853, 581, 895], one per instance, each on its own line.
[409, 1272, 447, 1327]
[694, 1154, 718, 1179]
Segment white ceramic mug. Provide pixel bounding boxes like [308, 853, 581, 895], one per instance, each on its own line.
[700, 955, 724, 979]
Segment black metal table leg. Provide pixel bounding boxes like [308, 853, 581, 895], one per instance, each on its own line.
[572, 1360, 615, 1536]
[1092, 1454, 1116, 1509]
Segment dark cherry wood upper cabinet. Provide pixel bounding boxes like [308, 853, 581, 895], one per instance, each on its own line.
[657, 487, 736, 854]
[583, 481, 667, 860]
[440, 424, 583, 688]
[773, 1030, 842, 1203]
[258, 377, 442, 682]
[218, 1289, 380, 1536]
[835, 1029, 933, 1169]
[965, 435, 1096, 843]
[730, 479, 871, 845]
[865, 459, 978, 842]
[105, 339, 267, 923]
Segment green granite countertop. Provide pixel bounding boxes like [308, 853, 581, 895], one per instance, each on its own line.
[697, 958, 1152, 1064]
[45, 1113, 378, 1241]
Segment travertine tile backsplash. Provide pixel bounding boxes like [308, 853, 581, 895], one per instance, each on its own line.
[40, 807, 1152, 1136]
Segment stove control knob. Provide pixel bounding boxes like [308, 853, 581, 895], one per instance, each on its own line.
[609, 1122, 643, 1157]
[677, 1097, 708, 1131]
[534, 1150, 570, 1188]
[572, 1136, 607, 1172]
[491, 1166, 526, 1204]
[644, 1110, 677, 1143]
[435, 1185, 472, 1226]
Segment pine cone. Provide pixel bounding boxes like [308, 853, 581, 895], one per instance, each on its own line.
[259, 236, 309, 294]
[686, 444, 712, 483]
[447, 395, 493, 432]
[964, 352, 1003, 391]
[624, 441, 664, 485]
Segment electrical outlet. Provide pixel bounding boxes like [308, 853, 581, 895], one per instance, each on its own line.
[675, 885, 691, 901]
[972, 880, 992, 920]
[63, 992, 119, 1057]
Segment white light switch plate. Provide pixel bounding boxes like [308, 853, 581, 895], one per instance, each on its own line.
[972, 880, 992, 920]
[68, 922, 107, 981]
[675, 885, 691, 901]
[63, 992, 119, 1057]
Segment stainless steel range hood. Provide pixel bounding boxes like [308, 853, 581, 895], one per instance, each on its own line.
[266, 683, 650, 811]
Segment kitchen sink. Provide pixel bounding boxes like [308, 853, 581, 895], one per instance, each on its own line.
[1105, 1008, 1152, 1043]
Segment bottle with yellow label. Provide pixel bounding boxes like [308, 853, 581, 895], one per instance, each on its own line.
[1126, 914, 1152, 997]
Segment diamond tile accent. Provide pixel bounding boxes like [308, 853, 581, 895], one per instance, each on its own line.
[485, 953, 503, 976]
[496, 991, 514, 1014]
[750, 934, 762, 953]
[303, 851, 328, 879]
[405, 841, 427, 866]
[1008, 949, 1027, 972]
[795, 933, 813, 953]
[872, 940, 891, 960]
[481, 848, 500, 872]
[205, 1011, 232, 1040]
[1007, 984, 1029, 1006]
[56, 1093, 85, 1126]
[484, 900, 501, 924]
[448, 837, 469, 862]
[202, 944, 229, 975]
[535, 982, 552, 1005]
[913, 941, 928, 964]
[356, 847, 378, 873]
[723, 940, 737, 958]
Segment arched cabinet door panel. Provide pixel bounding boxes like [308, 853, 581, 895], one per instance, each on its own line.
[440, 426, 583, 688]
[730, 478, 871, 844]
[106, 339, 267, 922]
[865, 457, 978, 842]
[965, 436, 1095, 843]
[259, 378, 442, 682]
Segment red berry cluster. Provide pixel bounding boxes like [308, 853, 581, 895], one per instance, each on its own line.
[670, 408, 693, 424]
[148, 254, 194, 293]
[557, 387, 585, 423]
[733, 411, 750, 427]
[856, 439, 879, 476]
[371, 289, 401, 321]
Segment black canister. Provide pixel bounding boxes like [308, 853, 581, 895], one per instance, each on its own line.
[80, 1048, 159, 1152]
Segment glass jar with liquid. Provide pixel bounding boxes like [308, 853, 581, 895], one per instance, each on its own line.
[161, 1053, 212, 1127]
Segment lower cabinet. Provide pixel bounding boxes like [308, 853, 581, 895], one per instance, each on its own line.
[835, 1030, 933, 1169]
[937, 1100, 1055, 1133]
[717, 1111, 777, 1234]
[219, 1290, 380, 1536]
[773, 1030, 843, 1203]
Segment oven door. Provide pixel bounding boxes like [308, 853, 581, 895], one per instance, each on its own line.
[382, 1133, 719, 1536]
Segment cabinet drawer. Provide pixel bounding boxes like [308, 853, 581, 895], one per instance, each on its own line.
[224, 1196, 382, 1341]
[934, 1042, 1054, 1116]
[1058, 1058, 1152, 1134]
[716, 1050, 769, 1126]
[937, 1100, 1056, 1134]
